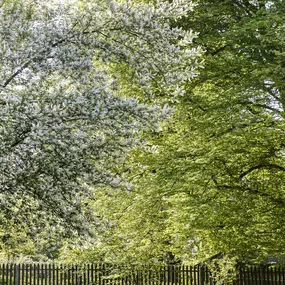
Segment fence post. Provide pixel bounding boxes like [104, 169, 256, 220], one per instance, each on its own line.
[199, 265, 205, 285]
[15, 264, 20, 285]
[260, 266, 264, 285]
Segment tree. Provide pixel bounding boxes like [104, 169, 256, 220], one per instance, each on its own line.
[0, 0, 201, 249]
[70, 0, 285, 264]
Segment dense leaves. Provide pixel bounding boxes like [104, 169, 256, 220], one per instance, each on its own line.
[3, 0, 285, 266]
[0, 0, 200, 249]
[71, 0, 285, 265]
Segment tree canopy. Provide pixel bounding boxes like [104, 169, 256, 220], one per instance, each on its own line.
[0, 0, 201, 249]
[62, 0, 285, 265]
[2, 0, 285, 265]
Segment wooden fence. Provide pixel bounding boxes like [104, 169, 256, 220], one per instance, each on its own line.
[0, 263, 284, 285]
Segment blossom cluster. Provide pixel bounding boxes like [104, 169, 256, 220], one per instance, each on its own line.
[0, 0, 201, 233]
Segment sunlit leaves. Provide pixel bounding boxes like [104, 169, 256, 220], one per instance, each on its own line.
[0, 0, 200, 242]
[79, 0, 285, 264]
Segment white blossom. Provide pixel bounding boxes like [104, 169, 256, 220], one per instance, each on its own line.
[0, 0, 201, 234]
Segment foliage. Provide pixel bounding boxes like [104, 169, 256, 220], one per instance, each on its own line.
[0, 223, 36, 262]
[206, 255, 238, 285]
[66, 0, 285, 265]
[0, 0, 201, 259]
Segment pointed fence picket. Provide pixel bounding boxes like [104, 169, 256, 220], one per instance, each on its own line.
[0, 263, 284, 285]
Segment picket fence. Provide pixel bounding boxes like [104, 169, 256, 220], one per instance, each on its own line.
[0, 263, 284, 285]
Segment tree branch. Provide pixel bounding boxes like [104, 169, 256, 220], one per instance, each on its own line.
[216, 184, 285, 207]
[240, 164, 285, 179]
[208, 44, 231, 56]
[2, 38, 68, 88]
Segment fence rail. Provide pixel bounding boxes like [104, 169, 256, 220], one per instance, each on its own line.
[1, 263, 284, 285]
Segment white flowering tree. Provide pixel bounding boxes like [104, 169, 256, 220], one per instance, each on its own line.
[0, 0, 201, 240]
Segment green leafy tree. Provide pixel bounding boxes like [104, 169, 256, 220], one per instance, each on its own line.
[71, 0, 285, 265]
[0, 0, 201, 258]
